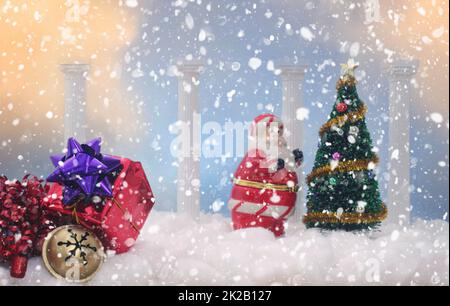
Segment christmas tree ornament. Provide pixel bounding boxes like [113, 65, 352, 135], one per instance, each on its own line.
[0, 175, 56, 278]
[329, 177, 337, 186]
[336, 102, 348, 113]
[228, 114, 301, 237]
[330, 125, 344, 136]
[308, 157, 379, 182]
[349, 126, 359, 136]
[319, 104, 366, 137]
[356, 201, 367, 213]
[332, 152, 341, 161]
[344, 99, 352, 105]
[340, 58, 359, 76]
[42, 225, 104, 283]
[44, 137, 156, 254]
[304, 61, 387, 231]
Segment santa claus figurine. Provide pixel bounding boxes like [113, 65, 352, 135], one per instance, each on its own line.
[228, 114, 303, 237]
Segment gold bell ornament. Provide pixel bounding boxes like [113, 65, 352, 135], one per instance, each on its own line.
[42, 225, 105, 283]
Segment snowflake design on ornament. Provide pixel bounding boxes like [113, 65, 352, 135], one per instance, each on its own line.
[349, 126, 359, 136]
[347, 135, 356, 144]
[57, 229, 98, 265]
[330, 125, 344, 136]
[356, 201, 367, 213]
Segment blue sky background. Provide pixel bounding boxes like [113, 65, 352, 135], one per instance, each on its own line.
[1, 0, 448, 221]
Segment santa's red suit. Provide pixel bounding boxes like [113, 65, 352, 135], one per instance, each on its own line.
[228, 114, 302, 237]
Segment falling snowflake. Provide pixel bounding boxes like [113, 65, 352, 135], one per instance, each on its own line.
[125, 0, 138, 8]
[430, 112, 444, 124]
[185, 13, 194, 30]
[248, 57, 262, 70]
[296, 107, 310, 121]
[300, 26, 315, 41]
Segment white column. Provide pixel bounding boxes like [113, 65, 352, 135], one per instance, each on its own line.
[176, 62, 203, 217]
[279, 64, 308, 221]
[60, 63, 90, 142]
[386, 59, 418, 225]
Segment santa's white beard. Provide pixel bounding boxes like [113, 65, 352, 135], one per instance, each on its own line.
[248, 134, 297, 172]
[278, 146, 297, 172]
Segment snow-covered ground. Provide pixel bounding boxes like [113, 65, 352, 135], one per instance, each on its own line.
[1, 211, 448, 286]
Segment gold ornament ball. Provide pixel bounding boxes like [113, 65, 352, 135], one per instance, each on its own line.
[42, 225, 105, 283]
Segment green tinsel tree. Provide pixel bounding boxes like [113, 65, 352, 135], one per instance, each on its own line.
[303, 61, 387, 231]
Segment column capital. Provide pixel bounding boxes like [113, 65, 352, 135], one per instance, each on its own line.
[60, 63, 90, 74]
[176, 60, 204, 75]
[385, 59, 419, 79]
[278, 64, 308, 80]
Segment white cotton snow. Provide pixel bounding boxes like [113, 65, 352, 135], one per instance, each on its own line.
[1, 212, 448, 286]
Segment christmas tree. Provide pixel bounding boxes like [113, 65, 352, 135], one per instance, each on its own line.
[303, 60, 387, 231]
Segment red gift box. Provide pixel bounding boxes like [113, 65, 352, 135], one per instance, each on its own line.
[43, 157, 155, 254]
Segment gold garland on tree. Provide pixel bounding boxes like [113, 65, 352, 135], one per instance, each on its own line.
[306, 155, 380, 184]
[319, 103, 367, 137]
[303, 203, 388, 224]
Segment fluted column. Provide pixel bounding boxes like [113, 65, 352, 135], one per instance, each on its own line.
[279, 64, 308, 221]
[176, 62, 203, 217]
[386, 59, 419, 225]
[60, 63, 90, 142]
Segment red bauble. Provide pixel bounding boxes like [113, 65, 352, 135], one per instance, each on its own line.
[336, 102, 348, 113]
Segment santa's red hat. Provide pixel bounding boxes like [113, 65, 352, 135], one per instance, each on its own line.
[249, 114, 284, 138]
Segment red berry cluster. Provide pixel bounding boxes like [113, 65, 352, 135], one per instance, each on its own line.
[0, 175, 56, 278]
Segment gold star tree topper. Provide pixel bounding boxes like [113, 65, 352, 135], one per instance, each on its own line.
[340, 58, 359, 77]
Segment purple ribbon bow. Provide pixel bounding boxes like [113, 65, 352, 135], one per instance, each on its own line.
[47, 137, 121, 206]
